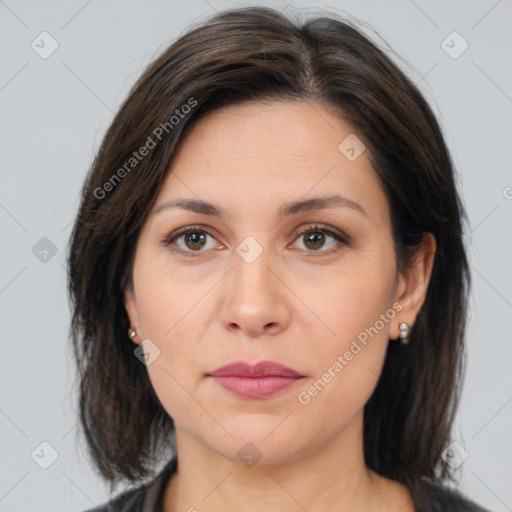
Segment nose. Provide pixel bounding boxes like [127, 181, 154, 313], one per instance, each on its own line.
[219, 246, 291, 338]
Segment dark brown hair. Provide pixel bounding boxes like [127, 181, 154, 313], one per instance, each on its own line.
[67, 5, 470, 502]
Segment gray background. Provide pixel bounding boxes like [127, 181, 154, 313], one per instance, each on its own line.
[1, 0, 511, 511]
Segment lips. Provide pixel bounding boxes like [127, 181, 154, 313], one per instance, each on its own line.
[208, 361, 304, 399]
[209, 361, 303, 378]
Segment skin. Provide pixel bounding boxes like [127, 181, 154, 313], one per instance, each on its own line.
[125, 100, 436, 512]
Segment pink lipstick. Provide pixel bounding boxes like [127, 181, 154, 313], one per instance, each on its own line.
[208, 361, 304, 399]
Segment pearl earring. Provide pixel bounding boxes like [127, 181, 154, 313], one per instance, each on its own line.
[399, 322, 410, 345]
[128, 328, 137, 340]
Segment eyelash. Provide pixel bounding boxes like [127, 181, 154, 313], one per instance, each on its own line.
[160, 223, 350, 258]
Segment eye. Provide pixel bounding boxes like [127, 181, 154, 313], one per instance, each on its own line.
[161, 223, 349, 257]
[161, 225, 221, 257]
[290, 224, 349, 255]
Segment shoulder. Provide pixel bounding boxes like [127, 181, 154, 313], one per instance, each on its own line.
[418, 480, 492, 512]
[80, 483, 146, 512]
[80, 457, 178, 512]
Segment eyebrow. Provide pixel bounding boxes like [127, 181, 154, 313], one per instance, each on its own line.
[152, 194, 367, 218]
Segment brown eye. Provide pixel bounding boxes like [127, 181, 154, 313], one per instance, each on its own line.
[303, 230, 326, 250]
[183, 231, 207, 250]
[291, 224, 348, 254]
[162, 223, 349, 258]
[162, 226, 218, 256]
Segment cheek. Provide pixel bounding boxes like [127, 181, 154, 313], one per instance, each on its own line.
[297, 256, 396, 352]
[134, 283, 203, 427]
[293, 252, 395, 411]
[294, 278, 393, 433]
[132, 248, 204, 338]
[131, 249, 213, 416]
[134, 275, 202, 387]
[145, 354, 198, 423]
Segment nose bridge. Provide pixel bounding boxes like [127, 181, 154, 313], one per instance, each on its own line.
[231, 239, 275, 305]
[220, 236, 290, 335]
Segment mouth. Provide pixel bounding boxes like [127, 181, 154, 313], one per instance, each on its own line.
[207, 360, 305, 399]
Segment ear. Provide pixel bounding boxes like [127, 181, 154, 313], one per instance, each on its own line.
[124, 287, 142, 344]
[391, 233, 436, 339]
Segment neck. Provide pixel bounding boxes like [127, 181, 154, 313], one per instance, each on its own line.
[162, 412, 414, 512]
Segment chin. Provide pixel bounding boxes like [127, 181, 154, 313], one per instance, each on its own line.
[200, 419, 309, 467]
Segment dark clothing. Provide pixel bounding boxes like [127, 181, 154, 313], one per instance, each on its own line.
[83, 457, 491, 512]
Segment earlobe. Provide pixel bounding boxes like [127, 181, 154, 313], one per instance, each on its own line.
[391, 233, 436, 340]
[124, 288, 140, 341]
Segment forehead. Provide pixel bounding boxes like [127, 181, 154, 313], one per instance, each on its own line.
[156, 100, 388, 222]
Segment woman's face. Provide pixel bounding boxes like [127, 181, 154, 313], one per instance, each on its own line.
[125, 100, 430, 465]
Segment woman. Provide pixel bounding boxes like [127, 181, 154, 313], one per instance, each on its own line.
[68, 6, 490, 512]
